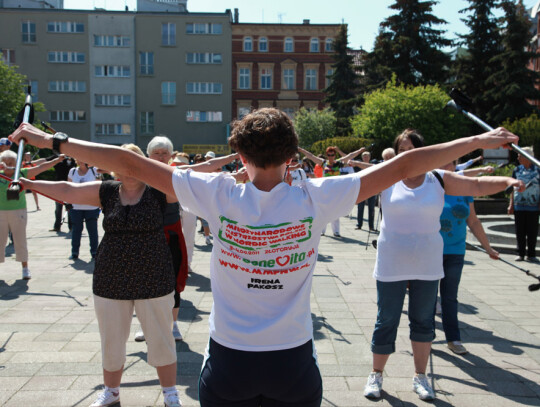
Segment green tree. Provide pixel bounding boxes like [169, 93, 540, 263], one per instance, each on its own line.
[452, 0, 502, 120]
[485, 0, 540, 124]
[324, 24, 358, 137]
[502, 113, 540, 160]
[293, 107, 337, 148]
[351, 77, 469, 149]
[0, 59, 27, 138]
[365, 0, 452, 88]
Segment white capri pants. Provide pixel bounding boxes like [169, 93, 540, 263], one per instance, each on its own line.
[0, 209, 28, 263]
[93, 291, 176, 371]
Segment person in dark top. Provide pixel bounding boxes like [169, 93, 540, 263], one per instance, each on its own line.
[18, 144, 182, 407]
[50, 155, 76, 232]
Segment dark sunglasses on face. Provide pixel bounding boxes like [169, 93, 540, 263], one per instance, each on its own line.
[327, 153, 335, 157]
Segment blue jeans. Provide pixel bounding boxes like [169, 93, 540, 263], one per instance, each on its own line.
[372, 279, 438, 355]
[357, 196, 376, 229]
[440, 254, 465, 342]
[70, 208, 100, 257]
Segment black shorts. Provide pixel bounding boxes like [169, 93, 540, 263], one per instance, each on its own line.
[199, 338, 322, 407]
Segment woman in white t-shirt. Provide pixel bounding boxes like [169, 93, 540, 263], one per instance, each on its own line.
[364, 129, 524, 402]
[68, 161, 101, 260]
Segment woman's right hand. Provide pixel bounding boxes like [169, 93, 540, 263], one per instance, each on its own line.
[507, 205, 514, 215]
[9, 123, 52, 149]
[477, 127, 519, 150]
[18, 177, 33, 191]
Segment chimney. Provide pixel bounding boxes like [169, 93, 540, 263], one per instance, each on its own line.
[303, 19, 310, 25]
[234, 8, 239, 24]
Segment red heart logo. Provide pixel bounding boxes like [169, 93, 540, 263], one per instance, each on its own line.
[276, 255, 290, 267]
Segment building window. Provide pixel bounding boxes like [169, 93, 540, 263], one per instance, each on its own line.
[95, 94, 131, 106]
[140, 112, 154, 134]
[48, 80, 86, 92]
[95, 65, 130, 77]
[259, 37, 268, 52]
[243, 37, 252, 52]
[282, 107, 295, 119]
[28, 80, 38, 101]
[139, 52, 154, 75]
[95, 123, 131, 136]
[50, 111, 86, 122]
[238, 107, 250, 119]
[283, 68, 295, 90]
[325, 38, 334, 52]
[48, 51, 85, 63]
[162, 23, 176, 46]
[47, 21, 84, 33]
[186, 53, 222, 64]
[186, 111, 222, 122]
[186, 82, 222, 94]
[94, 35, 130, 47]
[326, 68, 334, 87]
[310, 38, 319, 52]
[1, 49, 15, 66]
[22, 21, 36, 43]
[260, 68, 272, 90]
[186, 23, 222, 34]
[239, 68, 250, 89]
[284, 37, 293, 52]
[161, 82, 176, 105]
[305, 69, 317, 90]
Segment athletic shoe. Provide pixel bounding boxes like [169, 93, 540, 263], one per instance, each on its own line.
[22, 267, 31, 280]
[447, 341, 468, 355]
[333, 232, 341, 237]
[527, 256, 539, 263]
[89, 388, 120, 407]
[172, 322, 183, 342]
[69, 254, 79, 260]
[515, 256, 524, 262]
[134, 331, 145, 342]
[205, 236, 212, 245]
[364, 371, 383, 399]
[163, 391, 182, 407]
[412, 374, 435, 400]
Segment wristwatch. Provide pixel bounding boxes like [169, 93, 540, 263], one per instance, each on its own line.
[52, 132, 69, 155]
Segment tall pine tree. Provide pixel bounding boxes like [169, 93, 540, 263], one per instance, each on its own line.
[485, 0, 540, 124]
[364, 0, 452, 88]
[324, 24, 359, 137]
[452, 0, 502, 120]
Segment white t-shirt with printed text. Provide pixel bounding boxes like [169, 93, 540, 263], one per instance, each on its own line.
[172, 169, 360, 351]
[68, 167, 100, 210]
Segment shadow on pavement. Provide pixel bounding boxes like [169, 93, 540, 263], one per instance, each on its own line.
[312, 313, 351, 344]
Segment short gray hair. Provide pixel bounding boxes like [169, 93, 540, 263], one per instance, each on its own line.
[0, 150, 17, 162]
[146, 135, 173, 155]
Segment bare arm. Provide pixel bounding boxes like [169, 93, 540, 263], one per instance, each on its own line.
[19, 178, 102, 207]
[31, 158, 47, 165]
[467, 203, 499, 259]
[26, 155, 65, 178]
[340, 147, 366, 164]
[10, 123, 176, 198]
[443, 171, 522, 197]
[349, 159, 373, 169]
[298, 147, 324, 166]
[188, 153, 239, 173]
[356, 128, 519, 204]
[461, 166, 494, 177]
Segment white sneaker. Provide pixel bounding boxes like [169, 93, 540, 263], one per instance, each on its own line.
[164, 391, 182, 407]
[515, 256, 524, 262]
[172, 322, 183, 341]
[364, 371, 383, 399]
[134, 331, 145, 342]
[89, 388, 120, 407]
[413, 374, 435, 400]
[22, 267, 31, 280]
[205, 236, 212, 245]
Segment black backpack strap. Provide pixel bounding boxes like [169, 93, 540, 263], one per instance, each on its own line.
[431, 170, 445, 190]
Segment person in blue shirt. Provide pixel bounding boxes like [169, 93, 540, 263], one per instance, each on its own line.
[508, 147, 540, 262]
[439, 160, 499, 355]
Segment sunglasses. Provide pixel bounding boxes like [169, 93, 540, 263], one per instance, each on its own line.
[291, 159, 299, 162]
[327, 153, 335, 157]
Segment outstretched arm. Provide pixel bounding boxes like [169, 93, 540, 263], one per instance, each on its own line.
[19, 178, 101, 207]
[340, 147, 366, 164]
[349, 159, 373, 169]
[10, 123, 175, 198]
[298, 147, 324, 166]
[466, 203, 499, 259]
[189, 153, 239, 173]
[461, 166, 494, 177]
[26, 155, 65, 178]
[444, 171, 522, 197]
[356, 128, 519, 204]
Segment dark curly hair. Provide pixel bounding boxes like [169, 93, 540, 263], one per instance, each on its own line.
[228, 108, 298, 169]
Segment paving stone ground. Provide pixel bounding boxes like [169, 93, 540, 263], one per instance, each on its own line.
[1, 198, 540, 407]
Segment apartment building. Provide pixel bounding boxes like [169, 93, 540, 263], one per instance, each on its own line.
[232, 14, 341, 119]
[0, 1, 232, 153]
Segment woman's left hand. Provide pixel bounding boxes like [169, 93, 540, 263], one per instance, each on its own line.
[511, 179, 526, 193]
[487, 248, 499, 260]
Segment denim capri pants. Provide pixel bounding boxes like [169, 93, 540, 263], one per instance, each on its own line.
[371, 279, 439, 355]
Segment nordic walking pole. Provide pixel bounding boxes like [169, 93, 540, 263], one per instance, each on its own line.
[466, 242, 540, 292]
[7, 86, 34, 200]
[446, 88, 540, 168]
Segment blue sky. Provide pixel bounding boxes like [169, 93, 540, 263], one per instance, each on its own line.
[65, 0, 539, 51]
